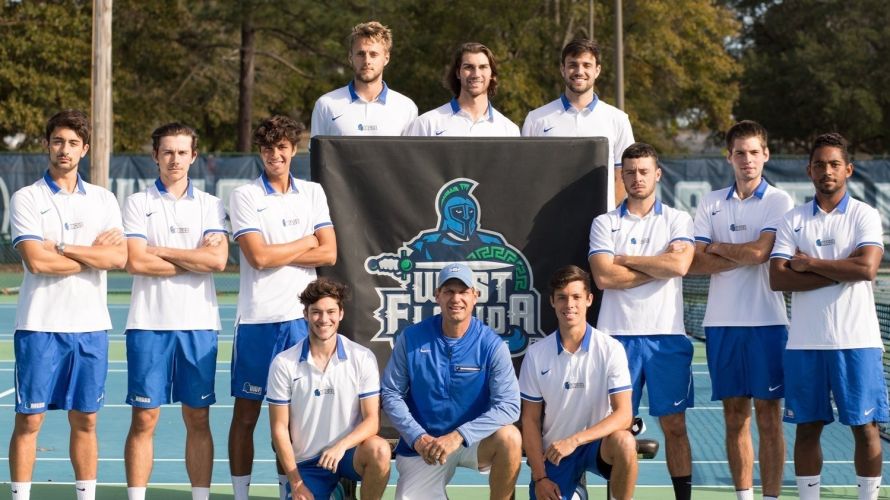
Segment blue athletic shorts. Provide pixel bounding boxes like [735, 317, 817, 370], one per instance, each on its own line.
[784, 348, 889, 426]
[287, 447, 360, 499]
[231, 319, 308, 400]
[14, 330, 108, 414]
[528, 441, 610, 500]
[613, 335, 694, 416]
[126, 329, 218, 408]
[705, 325, 787, 401]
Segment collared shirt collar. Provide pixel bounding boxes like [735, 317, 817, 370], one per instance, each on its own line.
[43, 170, 86, 194]
[560, 93, 599, 112]
[299, 335, 348, 363]
[726, 178, 768, 200]
[813, 191, 850, 215]
[556, 323, 593, 354]
[154, 177, 194, 199]
[618, 198, 663, 218]
[449, 97, 494, 121]
[261, 172, 298, 195]
[348, 80, 389, 104]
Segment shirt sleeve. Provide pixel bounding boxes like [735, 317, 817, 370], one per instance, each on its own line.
[455, 340, 520, 446]
[763, 191, 794, 233]
[381, 333, 428, 449]
[203, 194, 228, 236]
[122, 194, 147, 240]
[855, 205, 885, 251]
[310, 184, 334, 231]
[670, 211, 695, 246]
[588, 214, 616, 257]
[310, 99, 328, 138]
[401, 101, 419, 135]
[769, 211, 795, 260]
[266, 352, 292, 406]
[520, 113, 535, 137]
[693, 197, 713, 245]
[607, 341, 632, 394]
[101, 189, 124, 233]
[518, 350, 543, 402]
[358, 349, 381, 400]
[229, 186, 261, 240]
[404, 116, 429, 137]
[613, 113, 635, 167]
[10, 190, 43, 247]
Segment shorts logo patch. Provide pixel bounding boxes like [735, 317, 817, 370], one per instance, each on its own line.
[201, 393, 213, 400]
[865, 407, 875, 416]
[133, 395, 151, 404]
[365, 178, 544, 356]
[27, 402, 46, 409]
[673, 399, 686, 406]
[768, 384, 782, 392]
[243, 383, 263, 395]
[785, 408, 795, 418]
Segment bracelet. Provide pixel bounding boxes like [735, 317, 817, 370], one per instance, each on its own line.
[533, 476, 548, 483]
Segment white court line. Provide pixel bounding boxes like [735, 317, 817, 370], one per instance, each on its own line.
[0, 404, 245, 409]
[0, 387, 14, 399]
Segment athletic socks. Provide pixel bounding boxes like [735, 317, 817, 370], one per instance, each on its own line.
[191, 486, 211, 500]
[735, 488, 754, 500]
[232, 474, 251, 500]
[857, 476, 881, 500]
[11, 482, 31, 500]
[671, 475, 692, 500]
[127, 487, 147, 500]
[278, 474, 289, 500]
[796, 475, 821, 500]
[764, 496, 779, 500]
[75, 479, 96, 500]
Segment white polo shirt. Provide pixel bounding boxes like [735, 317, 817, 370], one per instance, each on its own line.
[267, 335, 380, 462]
[693, 179, 793, 327]
[123, 179, 227, 331]
[310, 81, 418, 137]
[588, 200, 693, 335]
[519, 324, 631, 449]
[11, 171, 122, 332]
[229, 174, 333, 324]
[771, 193, 884, 350]
[405, 98, 520, 137]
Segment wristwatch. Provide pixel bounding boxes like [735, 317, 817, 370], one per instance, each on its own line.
[55, 241, 66, 255]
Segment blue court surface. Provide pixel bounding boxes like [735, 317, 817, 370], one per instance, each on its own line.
[0, 299, 888, 498]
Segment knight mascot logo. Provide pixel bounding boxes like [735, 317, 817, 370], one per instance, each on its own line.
[365, 178, 544, 356]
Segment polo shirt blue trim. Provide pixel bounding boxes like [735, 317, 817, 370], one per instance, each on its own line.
[12, 235, 43, 246]
[608, 385, 632, 395]
[856, 241, 884, 250]
[670, 237, 694, 244]
[299, 339, 311, 362]
[298, 336, 348, 362]
[520, 392, 544, 402]
[203, 228, 228, 236]
[126, 233, 148, 239]
[619, 200, 629, 217]
[694, 236, 712, 244]
[761, 227, 777, 233]
[154, 177, 195, 198]
[261, 172, 298, 195]
[44, 170, 86, 194]
[559, 93, 598, 112]
[313, 222, 334, 230]
[770, 252, 792, 260]
[359, 390, 380, 399]
[233, 227, 260, 239]
[449, 98, 461, 114]
[588, 249, 614, 257]
[556, 324, 592, 354]
[619, 199, 663, 218]
[726, 178, 768, 200]
[267, 398, 290, 405]
[813, 192, 850, 215]
[348, 80, 359, 101]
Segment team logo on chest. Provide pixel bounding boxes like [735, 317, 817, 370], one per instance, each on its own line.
[364, 178, 545, 356]
[64, 221, 84, 231]
[729, 223, 747, 232]
[815, 237, 835, 247]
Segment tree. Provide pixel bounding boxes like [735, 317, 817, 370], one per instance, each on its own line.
[734, 0, 890, 154]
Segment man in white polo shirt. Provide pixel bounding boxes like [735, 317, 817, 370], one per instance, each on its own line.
[769, 132, 887, 500]
[689, 120, 793, 500]
[311, 21, 417, 137]
[228, 115, 337, 500]
[588, 142, 695, 500]
[9, 109, 127, 500]
[121, 123, 228, 500]
[522, 39, 635, 208]
[268, 278, 390, 500]
[406, 42, 519, 137]
[520, 265, 637, 500]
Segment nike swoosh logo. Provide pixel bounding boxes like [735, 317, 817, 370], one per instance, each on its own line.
[257, 207, 268, 212]
[807, 482, 819, 487]
[673, 399, 686, 406]
[201, 393, 212, 400]
[711, 210, 720, 215]
[543, 127, 554, 133]
[97, 393, 105, 403]
[40, 208, 51, 214]
[794, 226, 802, 232]
[611, 228, 620, 232]
[768, 384, 782, 392]
[332, 114, 344, 121]
[293, 376, 304, 382]
[145, 212, 155, 217]
[865, 408, 875, 416]
[77, 488, 86, 491]
[420, 348, 431, 353]
[540, 369, 551, 375]
[435, 130, 446, 136]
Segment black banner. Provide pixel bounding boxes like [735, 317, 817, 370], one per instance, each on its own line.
[311, 136, 611, 375]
